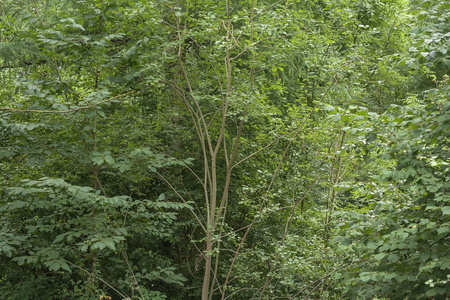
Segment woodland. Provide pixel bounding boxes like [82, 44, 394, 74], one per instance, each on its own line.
[0, 0, 449, 299]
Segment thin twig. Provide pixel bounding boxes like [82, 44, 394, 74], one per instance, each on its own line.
[221, 75, 338, 299]
[122, 251, 144, 300]
[155, 171, 207, 233]
[63, 259, 130, 299]
[288, 261, 358, 300]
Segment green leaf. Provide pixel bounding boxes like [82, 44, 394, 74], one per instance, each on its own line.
[374, 253, 386, 260]
[324, 105, 335, 111]
[92, 157, 105, 166]
[331, 114, 342, 121]
[437, 227, 449, 235]
[48, 261, 61, 271]
[103, 238, 116, 251]
[92, 241, 106, 250]
[388, 254, 399, 262]
[1, 245, 14, 257]
[425, 288, 437, 297]
[104, 154, 114, 164]
[417, 12, 428, 20]
[367, 242, 377, 250]
[366, 133, 377, 143]
[59, 260, 72, 272]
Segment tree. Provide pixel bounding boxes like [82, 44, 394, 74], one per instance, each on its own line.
[333, 1, 450, 298]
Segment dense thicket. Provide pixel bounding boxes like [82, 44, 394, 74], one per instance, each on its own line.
[0, 0, 448, 299]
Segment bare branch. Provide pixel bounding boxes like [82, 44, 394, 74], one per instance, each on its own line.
[155, 171, 207, 234]
[221, 75, 338, 300]
[64, 259, 130, 299]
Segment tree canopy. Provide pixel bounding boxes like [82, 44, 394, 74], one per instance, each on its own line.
[0, 0, 448, 299]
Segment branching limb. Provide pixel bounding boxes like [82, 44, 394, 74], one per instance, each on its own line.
[155, 171, 207, 233]
[220, 75, 338, 300]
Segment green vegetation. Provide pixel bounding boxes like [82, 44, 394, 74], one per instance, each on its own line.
[0, 0, 448, 299]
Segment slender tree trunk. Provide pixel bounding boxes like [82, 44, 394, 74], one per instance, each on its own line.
[202, 231, 213, 300]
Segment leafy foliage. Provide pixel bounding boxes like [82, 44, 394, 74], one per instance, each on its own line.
[0, 0, 448, 299]
[334, 100, 449, 299]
